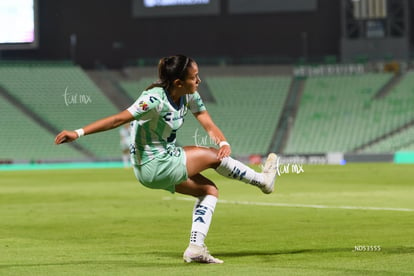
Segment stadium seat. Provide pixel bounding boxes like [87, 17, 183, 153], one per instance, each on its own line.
[0, 93, 85, 161]
[0, 63, 121, 161]
[284, 73, 398, 153]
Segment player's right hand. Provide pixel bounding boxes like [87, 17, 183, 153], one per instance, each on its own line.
[54, 130, 78, 144]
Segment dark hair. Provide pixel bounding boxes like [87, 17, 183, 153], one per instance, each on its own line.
[146, 55, 194, 91]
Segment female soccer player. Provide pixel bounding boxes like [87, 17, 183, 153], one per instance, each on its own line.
[54, 55, 278, 264]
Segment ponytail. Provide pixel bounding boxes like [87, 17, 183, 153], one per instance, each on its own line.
[145, 55, 193, 91]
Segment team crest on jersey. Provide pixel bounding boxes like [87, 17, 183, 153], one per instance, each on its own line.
[138, 101, 149, 111]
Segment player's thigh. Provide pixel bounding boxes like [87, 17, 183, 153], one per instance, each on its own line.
[184, 146, 221, 177]
[175, 173, 218, 197]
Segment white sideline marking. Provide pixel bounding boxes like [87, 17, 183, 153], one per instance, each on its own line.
[163, 197, 414, 212]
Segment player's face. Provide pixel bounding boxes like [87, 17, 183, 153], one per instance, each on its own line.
[182, 62, 201, 94]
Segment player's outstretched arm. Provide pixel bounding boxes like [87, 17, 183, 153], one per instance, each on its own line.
[194, 110, 231, 160]
[54, 110, 134, 144]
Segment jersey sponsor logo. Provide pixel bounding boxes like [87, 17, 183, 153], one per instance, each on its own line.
[129, 144, 136, 155]
[138, 100, 149, 111]
[163, 112, 171, 121]
[163, 112, 184, 122]
[167, 129, 178, 143]
[149, 96, 158, 103]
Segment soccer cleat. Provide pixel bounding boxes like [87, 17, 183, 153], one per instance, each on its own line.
[183, 244, 224, 264]
[260, 153, 278, 194]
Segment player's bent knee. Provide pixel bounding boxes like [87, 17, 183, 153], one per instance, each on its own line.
[204, 184, 219, 197]
[204, 147, 221, 167]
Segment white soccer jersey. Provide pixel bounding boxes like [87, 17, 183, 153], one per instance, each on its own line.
[127, 87, 206, 165]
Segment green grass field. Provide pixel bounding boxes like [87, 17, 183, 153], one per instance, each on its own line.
[1, 164, 414, 275]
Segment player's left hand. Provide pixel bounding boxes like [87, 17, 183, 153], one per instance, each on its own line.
[217, 145, 231, 160]
[54, 130, 78, 144]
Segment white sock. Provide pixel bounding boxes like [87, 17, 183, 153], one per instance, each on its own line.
[189, 195, 217, 246]
[216, 156, 264, 186]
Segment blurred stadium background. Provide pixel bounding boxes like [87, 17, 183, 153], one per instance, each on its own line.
[1, 0, 414, 166]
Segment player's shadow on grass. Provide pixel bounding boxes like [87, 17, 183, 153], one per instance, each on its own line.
[152, 246, 414, 259]
[217, 248, 348, 257]
[152, 248, 350, 260]
[6, 247, 412, 269]
[215, 246, 414, 257]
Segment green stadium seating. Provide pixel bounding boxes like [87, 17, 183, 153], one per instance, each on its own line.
[358, 71, 414, 153]
[4, 61, 414, 161]
[0, 95, 85, 161]
[119, 77, 155, 101]
[285, 73, 398, 153]
[362, 126, 414, 153]
[0, 63, 121, 161]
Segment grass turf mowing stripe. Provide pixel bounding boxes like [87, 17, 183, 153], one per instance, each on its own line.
[164, 196, 414, 212]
